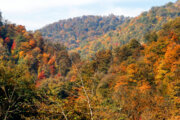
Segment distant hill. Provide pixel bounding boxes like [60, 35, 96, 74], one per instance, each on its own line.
[107, 0, 180, 44]
[40, 15, 130, 49]
[40, 1, 180, 58]
[83, 1, 180, 57]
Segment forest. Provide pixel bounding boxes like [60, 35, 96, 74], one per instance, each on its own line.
[40, 1, 180, 58]
[0, 0, 180, 120]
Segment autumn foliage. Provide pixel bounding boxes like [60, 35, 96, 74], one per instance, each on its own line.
[0, 3, 180, 119]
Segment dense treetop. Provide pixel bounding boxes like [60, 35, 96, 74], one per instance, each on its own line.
[1, 16, 179, 119]
[40, 1, 180, 58]
[40, 15, 130, 48]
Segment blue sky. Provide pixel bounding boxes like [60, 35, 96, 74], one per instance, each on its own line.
[0, 0, 177, 30]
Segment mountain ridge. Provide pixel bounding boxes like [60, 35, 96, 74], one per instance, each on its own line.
[40, 15, 130, 48]
[40, 1, 180, 58]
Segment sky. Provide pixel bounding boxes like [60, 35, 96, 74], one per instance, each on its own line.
[0, 0, 177, 30]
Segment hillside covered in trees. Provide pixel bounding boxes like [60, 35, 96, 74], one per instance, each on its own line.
[40, 15, 130, 50]
[0, 2, 180, 118]
[40, 0, 180, 58]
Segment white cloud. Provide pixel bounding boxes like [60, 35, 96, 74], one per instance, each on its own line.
[64, 7, 145, 18]
[103, 7, 146, 17]
[0, 0, 153, 13]
[0, 0, 97, 13]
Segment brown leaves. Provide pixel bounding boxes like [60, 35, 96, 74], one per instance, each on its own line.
[29, 39, 36, 48]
